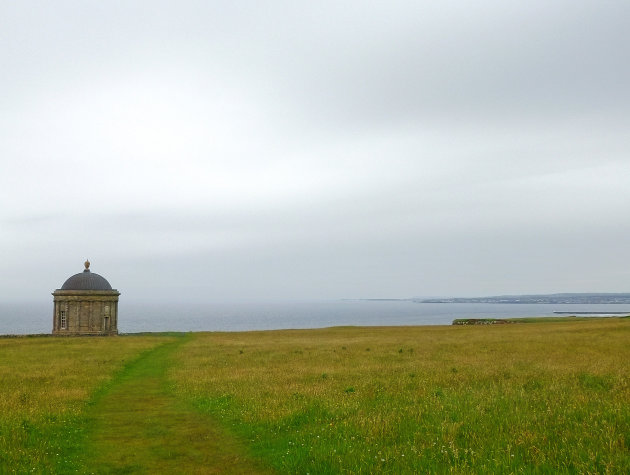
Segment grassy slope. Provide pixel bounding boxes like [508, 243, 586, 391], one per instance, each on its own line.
[80, 334, 271, 474]
[0, 334, 272, 474]
[0, 335, 170, 472]
[170, 320, 630, 473]
[1, 319, 629, 473]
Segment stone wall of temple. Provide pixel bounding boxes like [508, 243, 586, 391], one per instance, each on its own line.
[52, 291, 119, 335]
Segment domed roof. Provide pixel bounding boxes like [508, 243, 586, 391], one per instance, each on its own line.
[60, 260, 113, 291]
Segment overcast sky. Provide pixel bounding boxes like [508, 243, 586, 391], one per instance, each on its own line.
[2, 1, 629, 302]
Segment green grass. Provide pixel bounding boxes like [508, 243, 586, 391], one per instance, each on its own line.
[0, 334, 171, 472]
[1, 319, 629, 473]
[169, 320, 630, 473]
[79, 333, 270, 474]
[0, 333, 270, 474]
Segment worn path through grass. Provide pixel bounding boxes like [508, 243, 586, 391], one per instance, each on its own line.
[81, 334, 271, 474]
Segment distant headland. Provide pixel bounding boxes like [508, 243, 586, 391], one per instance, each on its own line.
[417, 293, 630, 304]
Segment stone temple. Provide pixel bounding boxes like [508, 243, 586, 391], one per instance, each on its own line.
[52, 260, 120, 335]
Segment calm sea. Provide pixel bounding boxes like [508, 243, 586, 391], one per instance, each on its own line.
[2, 299, 630, 335]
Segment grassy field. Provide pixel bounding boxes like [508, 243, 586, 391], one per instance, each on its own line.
[170, 320, 630, 473]
[0, 334, 172, 472]
[1, 318, 629, 473]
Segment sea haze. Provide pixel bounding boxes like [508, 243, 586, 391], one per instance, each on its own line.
[2, 300, 630, 335]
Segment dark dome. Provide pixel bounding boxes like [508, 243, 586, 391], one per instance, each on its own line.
[60, 260, 113, 291]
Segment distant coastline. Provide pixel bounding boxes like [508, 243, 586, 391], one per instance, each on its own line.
[417, 293, 630, 304]
[344, 298, 411, 302]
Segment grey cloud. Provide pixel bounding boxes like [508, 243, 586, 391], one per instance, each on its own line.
[2, 1, 629, 302]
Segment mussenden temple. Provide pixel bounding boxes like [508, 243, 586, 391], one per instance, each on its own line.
[52, 260, 120, 335]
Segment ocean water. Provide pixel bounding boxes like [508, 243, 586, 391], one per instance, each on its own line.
[2, 299, 629, 335]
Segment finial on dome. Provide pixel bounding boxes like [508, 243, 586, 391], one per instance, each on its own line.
[84, 259, 90, 271]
